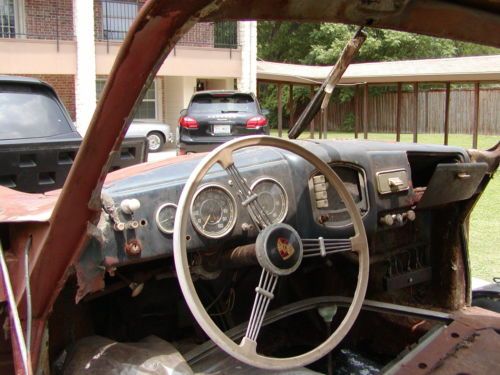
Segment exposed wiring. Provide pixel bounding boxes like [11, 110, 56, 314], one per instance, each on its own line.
[209, 288, 236, 317]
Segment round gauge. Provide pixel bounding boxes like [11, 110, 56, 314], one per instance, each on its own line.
[155, 203, 177, 234]
[190, 184, 237, 238]
[251, 178, 288, 224]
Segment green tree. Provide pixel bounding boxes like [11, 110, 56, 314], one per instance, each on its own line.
[258, 21, 321, 63]
[306, 24, 458, 63]
[258, 22, 499, 65]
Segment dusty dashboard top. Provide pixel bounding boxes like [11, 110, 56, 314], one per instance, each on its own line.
[78, 140, 470, 282]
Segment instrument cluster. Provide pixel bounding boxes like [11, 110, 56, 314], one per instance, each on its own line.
[154, 177, 289, 239]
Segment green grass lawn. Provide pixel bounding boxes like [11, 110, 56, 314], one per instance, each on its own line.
[270, 130, 499, 281]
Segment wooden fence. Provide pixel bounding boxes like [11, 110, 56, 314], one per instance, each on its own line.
[325, 87, 500, 135]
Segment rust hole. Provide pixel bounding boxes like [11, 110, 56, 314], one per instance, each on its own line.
[418, 363, 427, 369]
[451, 332, 460, 338]
[186, 235, 191, 241]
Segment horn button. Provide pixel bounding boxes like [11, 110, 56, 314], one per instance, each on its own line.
[255, 224, 303, 276]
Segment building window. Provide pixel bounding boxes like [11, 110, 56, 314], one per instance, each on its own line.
[101, 0, 138, 41]
[214, 21, 238, 48]
[134, 81, 157, 120]
[96, 78, 157, 120]
[0, 0, 16, 38]
[95, 79, 106, 99]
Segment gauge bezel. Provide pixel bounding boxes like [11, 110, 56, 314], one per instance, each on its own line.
[190, 183, 238, 239]
[250, 177, 289, 224]
[155, 203, 178, 234]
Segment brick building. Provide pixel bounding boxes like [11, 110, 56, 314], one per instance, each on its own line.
[0, 0, 257, 135]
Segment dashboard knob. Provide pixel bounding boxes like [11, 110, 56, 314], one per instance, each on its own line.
[406, 210, 416, 221]
[395, 214, 404, 224]
[380, 214, 394, 226]
[120, 198, 141, 214]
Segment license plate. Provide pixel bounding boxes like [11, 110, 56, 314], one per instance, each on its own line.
[213, 125, 231, 135]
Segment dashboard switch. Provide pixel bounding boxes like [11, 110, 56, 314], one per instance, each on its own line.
[316, 199, 329, 208]
[377, 169, 409, 194]
[315, 191, 328, 200]
[314, 182, 327, 192]
[380, 214, 394, 226]
[313, 175, 325, 184]
[388, 177, 404, 190]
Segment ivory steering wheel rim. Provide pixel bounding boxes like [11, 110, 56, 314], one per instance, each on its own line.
[173, 135, 369, 370]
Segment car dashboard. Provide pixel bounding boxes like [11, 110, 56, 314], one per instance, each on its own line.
[80, 139, 479, 297]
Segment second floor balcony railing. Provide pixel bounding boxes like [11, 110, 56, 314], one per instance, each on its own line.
[96, 0, 239, 48]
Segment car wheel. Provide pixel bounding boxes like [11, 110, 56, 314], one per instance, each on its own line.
[147, 131, 164, 153]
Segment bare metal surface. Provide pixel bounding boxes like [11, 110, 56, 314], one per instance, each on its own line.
[387, 307, 500, 375]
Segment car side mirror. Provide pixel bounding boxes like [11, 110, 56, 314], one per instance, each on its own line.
[262, 109, 270, 116]
[180, 109, 187, 116]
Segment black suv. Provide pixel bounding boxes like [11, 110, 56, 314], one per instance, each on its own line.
[177, 90, 269, 154]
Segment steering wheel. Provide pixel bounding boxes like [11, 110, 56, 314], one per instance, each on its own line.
[173, 136, 369, 370]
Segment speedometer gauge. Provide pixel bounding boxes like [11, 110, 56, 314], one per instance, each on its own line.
[190, 184, 237, 238]
[251, 178, 288, 224]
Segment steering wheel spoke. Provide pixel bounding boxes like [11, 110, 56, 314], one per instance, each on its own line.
[224, 162, 272, 230]
[242, 269, 279, 345]
[301, 236, 354, 258]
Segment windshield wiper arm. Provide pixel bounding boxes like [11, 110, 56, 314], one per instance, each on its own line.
[288, 26, 366, 139]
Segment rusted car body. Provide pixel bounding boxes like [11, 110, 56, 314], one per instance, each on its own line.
[0, 1, 499, 374]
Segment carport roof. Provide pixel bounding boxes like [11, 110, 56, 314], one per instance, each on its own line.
[257, 55, 500, 85]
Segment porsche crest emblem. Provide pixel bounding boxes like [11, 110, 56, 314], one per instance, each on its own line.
[277, 237, 295, 260]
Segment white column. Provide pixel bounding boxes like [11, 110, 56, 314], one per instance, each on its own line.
[73, 0, 96, 136]
[239, 21, 257, 94]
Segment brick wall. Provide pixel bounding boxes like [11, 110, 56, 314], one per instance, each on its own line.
[178, 23, 215, 47]
[21, 74, 76, 121]
[25, 0, 74, 40]
[94, 0, 102, 40]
